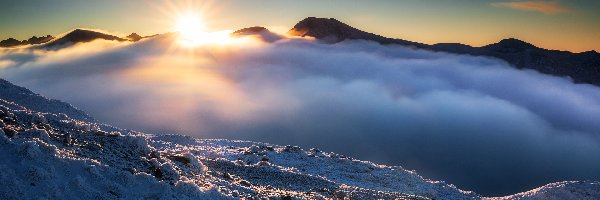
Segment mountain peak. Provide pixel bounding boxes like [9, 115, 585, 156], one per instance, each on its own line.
[288, 17, 354, 40]
[0, 35, 55, 47]
[0, 38, 22, 47]
[126, 33, 142, 41]
[26, 35, 54, 44]
[288, 17, 425, 47]
[232, 26, 269, 35]
[232, 26, 283, 42]
[44, 29, 124, 47]
[486, 38, 537, 51]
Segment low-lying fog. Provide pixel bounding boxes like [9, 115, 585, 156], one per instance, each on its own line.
[1, 34, 599, 196]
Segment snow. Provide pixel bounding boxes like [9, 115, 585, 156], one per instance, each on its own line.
[488, 181, 600, 200]
[1, 78, 599, 199]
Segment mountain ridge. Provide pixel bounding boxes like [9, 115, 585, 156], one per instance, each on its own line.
[0, 35, 55, 47]
[2, 18, 599, 85]
[42, 29, 126, 48]
[0, 29, 148, 49]
[286, 17, 600, 86]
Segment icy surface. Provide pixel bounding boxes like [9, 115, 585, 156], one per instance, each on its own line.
[1, 78, 599, 199]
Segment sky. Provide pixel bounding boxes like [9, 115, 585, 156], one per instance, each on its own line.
[0, 0, 599, 52]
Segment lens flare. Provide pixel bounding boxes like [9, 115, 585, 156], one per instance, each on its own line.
[175, 13, 204, 40]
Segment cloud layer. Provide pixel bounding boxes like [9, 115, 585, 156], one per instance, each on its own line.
[492, 1, 570, 14]
[1, 35, 600, 196]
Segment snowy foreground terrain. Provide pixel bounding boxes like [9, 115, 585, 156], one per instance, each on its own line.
[1, 78, 599, 199]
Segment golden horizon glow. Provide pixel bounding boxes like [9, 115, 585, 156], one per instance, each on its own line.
[172, 12, 240, 47]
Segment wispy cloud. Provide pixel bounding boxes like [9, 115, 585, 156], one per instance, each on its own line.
[491, 1, 570, 14]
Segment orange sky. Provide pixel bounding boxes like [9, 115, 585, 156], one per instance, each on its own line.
[1, 0, 599, 52]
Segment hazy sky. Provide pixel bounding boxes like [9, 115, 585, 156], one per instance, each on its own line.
[1, 0, 599, 52]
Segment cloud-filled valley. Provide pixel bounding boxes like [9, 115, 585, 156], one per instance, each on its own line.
[1, 34, 600, 196]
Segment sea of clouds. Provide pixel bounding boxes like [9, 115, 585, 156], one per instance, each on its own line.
[1, 33, 599, 196]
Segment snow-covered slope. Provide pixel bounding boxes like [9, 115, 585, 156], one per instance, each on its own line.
[0, 79, 93, 121]
[0, 78, 598, 199]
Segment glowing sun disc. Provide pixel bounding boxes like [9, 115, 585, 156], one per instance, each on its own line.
[175, 13, 204, 41]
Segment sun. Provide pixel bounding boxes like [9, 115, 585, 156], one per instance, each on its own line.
[175, 13, 205, 42]
[172, 12, 236, 47]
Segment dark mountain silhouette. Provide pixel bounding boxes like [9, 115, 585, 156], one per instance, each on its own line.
[232, 26, 269, 35]
[1, 29, 126, 48]
[3, 18, 598, 85]
[43, 29, 125, 47]
[0, 35, 55, 47]
[26, 35, 55, 44]
[0, 38, 23, 47]
[125, 33, 142, 41]
[288, 17, 600, 86]
[289, 17, 427, 48]
[232, 26, 283, 42]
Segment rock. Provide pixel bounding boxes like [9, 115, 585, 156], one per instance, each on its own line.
[85, 143, 102, 151]
[256, 161, 270, 166]
[64, 133, 72, 145]
[2, 117, 16, 125]
[3, 127, 18, 138]
[281, 195, 292, 200]
[94, 130, 108, 136]
[27, 129, 50, 141]
[149, 151, 161, 159]
[169, 155, 191, 164]
[153, 168, 163, 179]
[283, 145, 301, 153]
[32, 113, 47, 124]
[222, 172, 232, 179]
[239, 180, 251, 187]
[0, 129, 10, 144]
[260, 145, 275, 151]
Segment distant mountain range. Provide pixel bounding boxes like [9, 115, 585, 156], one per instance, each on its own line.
[0, 35, 54, 47]
[286, 17, 600, 86]
[0, 29, 146, 48]
[2, 17, 599, 86]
